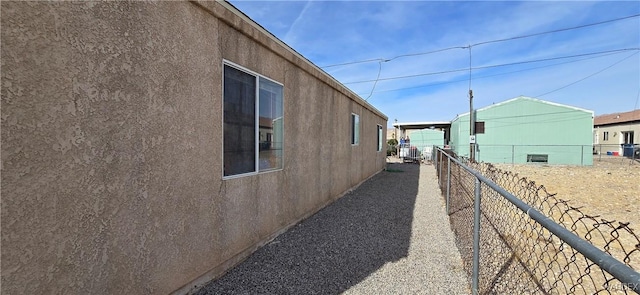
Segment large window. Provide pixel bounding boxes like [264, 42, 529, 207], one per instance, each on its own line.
[224, 63, 283, 177]
[351, 113, 360, 145]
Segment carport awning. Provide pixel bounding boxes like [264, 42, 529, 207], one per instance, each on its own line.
[392, 121, 451, 130]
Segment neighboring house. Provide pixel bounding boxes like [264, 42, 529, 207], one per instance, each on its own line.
[450, 96, 594, 165]
[593, 109, 640, 156]
[1, 2, 387, 294]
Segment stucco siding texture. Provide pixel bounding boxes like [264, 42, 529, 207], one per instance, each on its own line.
[1, 1, 387, 294]
[596, 125, 640, 145]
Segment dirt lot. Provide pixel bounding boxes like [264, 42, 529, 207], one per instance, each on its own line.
[494, 156, 640, 230]
[491, 156, 640, 291]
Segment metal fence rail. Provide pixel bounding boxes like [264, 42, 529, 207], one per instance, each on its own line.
[434, 148, 640, 294]
[445, 144, 640, 166]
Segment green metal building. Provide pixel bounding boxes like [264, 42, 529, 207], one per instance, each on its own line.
[409, 128, 445, 148]
[407, 128, 445, 161]
[450, 96, 594, 165]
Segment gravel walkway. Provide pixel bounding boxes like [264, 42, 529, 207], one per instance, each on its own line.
[195, 162, 470, 295]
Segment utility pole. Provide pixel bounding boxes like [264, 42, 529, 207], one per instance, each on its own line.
[469, 89, 475, 162]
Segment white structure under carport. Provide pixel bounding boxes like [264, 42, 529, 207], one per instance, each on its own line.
[392, 121, 450, 143]
[392, 122, 449, 162]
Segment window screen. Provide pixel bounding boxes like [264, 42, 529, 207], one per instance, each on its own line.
[224, 65, 256, 176]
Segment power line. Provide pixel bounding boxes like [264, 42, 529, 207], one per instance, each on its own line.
[471, 14, 640, 47]
[473, 48, 639, 70]
[343, 48, 640, 85]
[365, 60, 384, 101]
[480, 110, 588, 121]
[320, 46, 465, 68]
[389, 46, 468, 61]
[321, 58, 388, 69]
[536, 51, 640, 97]
[357, 51, 626, 96]
[345, 66, 466, 84]
[320, 13, 640, 69]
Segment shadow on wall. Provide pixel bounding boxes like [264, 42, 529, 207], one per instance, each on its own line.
[195, 162, 420, 294]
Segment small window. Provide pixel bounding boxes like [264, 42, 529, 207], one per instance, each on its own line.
[351, 113, 360, 145]
[603, 131, 609, 141]
[377, 125, 383, 151]
[475, 121, 485, 134]
[527, 154, 548, 163]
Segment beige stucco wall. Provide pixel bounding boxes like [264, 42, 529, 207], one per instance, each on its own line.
[594, 123, 640, 153]
[1, 1, 387, 294]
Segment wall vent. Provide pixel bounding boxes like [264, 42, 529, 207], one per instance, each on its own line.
[527, 154, 548, 163]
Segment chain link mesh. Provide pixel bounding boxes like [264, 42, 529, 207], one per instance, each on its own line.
[436, 150, 640, 294]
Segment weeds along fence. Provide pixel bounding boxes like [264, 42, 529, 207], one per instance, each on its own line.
[434, 148, 640, 295]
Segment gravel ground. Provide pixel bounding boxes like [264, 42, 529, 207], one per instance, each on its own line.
[195, 162, 470, 295]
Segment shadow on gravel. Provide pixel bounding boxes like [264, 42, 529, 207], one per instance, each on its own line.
[196, 162, 420, 295]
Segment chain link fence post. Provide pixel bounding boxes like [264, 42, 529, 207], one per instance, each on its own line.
[438, 151, 443, 187]
[435, 149, 439, 185]
[446, 156, 451, 215]
[472, 176, 481, 294]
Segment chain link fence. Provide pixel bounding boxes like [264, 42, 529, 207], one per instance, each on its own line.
[445, 144, 640, 166]
[435, 148, 640, 294]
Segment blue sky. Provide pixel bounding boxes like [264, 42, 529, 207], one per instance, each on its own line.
[228, 1, 640, 127]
